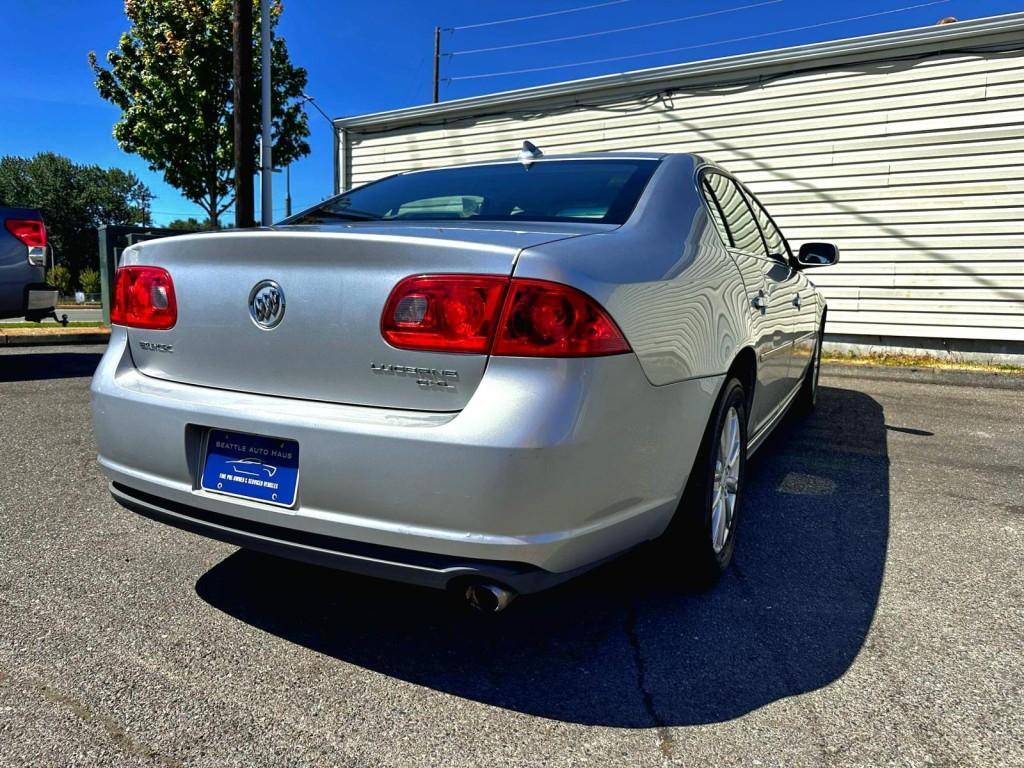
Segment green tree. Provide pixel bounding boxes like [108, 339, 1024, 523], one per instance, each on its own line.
[0, 152, 152, 276]
[79, 268, 102, 294]
[47, 265, 73, 297]
[89, 0, 310, 228]
[167, 216, 215, 231]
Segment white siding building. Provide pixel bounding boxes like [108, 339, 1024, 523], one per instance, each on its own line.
[333, 14, 1024, 358]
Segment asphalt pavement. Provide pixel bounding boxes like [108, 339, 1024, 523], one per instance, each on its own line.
[0, 345, 1021, 767]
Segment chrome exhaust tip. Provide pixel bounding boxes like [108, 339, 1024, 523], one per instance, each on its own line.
[464, 582, 517, 613]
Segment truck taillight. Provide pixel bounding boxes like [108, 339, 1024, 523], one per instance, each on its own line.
[4, 218, 47, 248]
[110, 266, 177, 330]
[381, 274, 630, 357]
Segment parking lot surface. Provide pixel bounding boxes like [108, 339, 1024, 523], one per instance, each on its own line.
[0, 345, 1021, 767]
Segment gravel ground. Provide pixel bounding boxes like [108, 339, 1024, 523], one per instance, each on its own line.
[0, 345, 1021, 767]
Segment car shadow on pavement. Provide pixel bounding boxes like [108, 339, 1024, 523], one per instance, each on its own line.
[197, 384, 889, 727]
[0, 351, 103, 382]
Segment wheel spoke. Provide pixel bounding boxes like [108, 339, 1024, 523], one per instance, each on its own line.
[727, 437, 741, 472]
[710, 498, 723, 551]
[715, 497, 727, 551]
[726, 413, 737, 459]
[725, 410, 741, 472]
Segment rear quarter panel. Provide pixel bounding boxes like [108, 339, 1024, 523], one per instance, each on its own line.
[512, 154, 753, 385]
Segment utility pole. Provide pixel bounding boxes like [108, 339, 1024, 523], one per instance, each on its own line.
[432, 26, 440, 104]
[260, 0, 273, 226]
[285, 165, 292, 218]
[232, 0, 254, 228]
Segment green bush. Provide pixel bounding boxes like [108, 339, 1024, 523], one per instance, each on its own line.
[47, 265, 73, 296]
[79, 267, 101, 294]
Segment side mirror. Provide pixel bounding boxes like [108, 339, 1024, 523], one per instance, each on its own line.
[795, 242, 840, 269]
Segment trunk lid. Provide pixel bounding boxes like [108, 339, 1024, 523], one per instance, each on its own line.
[123, 222, 608, 411]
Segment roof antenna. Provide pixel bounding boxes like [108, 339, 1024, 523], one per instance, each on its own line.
[517, 141, 543, 168]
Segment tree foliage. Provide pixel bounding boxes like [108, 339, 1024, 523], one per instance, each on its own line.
[79, 268, 102, 294]
[89, 0, 310, 227]
[167, 216, 216, 231]
[47, 266, 73, 297]
[0, 152, 152, 276]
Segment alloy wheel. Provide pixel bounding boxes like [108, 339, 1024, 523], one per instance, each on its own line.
[711, 406, 741, 554]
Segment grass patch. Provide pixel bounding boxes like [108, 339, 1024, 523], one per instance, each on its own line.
[0, 321, 106, 329]
[823, 351, 1024, 375]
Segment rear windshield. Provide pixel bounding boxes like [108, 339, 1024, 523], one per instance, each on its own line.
[290, 159, 660, 226]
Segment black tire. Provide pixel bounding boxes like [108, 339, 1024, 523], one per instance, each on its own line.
[795, 317, 825, 413]
[660, 376, 748, 587]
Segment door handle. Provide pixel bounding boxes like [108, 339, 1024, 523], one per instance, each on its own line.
[792, 293, 801, 309]
[751, 292, 767, 312]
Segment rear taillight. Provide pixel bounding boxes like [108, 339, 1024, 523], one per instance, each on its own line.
[492, 279, 631, 357]
[381, 274, 630, 357]
[110, 266, 177, 330]
[381, 274, 509, 353]
[4, 218, 47, 248]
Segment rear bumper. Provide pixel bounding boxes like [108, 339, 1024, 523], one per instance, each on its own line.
[110, 482, 594, 593]
[92, 328, 721, 588]
[0, 263, 48, 318]
[24, 283, 58, 320]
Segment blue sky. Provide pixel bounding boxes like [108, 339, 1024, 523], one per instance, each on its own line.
[1, 0, 1020, 224]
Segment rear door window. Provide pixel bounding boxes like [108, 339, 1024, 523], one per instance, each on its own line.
[703, 172, 768, 257]
[700, 177, 733, 246]
[742, 186, 792, 260]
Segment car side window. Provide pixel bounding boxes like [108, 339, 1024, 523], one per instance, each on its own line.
[699, 176, 733, 246]
[742, 186, 792, 260]
[704, 172, 768, 257]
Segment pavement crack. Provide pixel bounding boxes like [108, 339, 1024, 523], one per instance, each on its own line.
[624, 603, 674, 760]
[0, 665, 183, 768]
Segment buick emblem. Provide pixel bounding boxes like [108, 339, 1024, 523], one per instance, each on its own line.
[249, 280, 285, 329]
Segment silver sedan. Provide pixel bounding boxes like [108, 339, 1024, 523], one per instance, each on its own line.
[91, 150, 838, 612]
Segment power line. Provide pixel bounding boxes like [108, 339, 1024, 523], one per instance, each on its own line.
[448, 1, 784, 57]
[416, 43, 993, 133]
[447, 0, 952, 81]
[446, 0, 629, 32]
